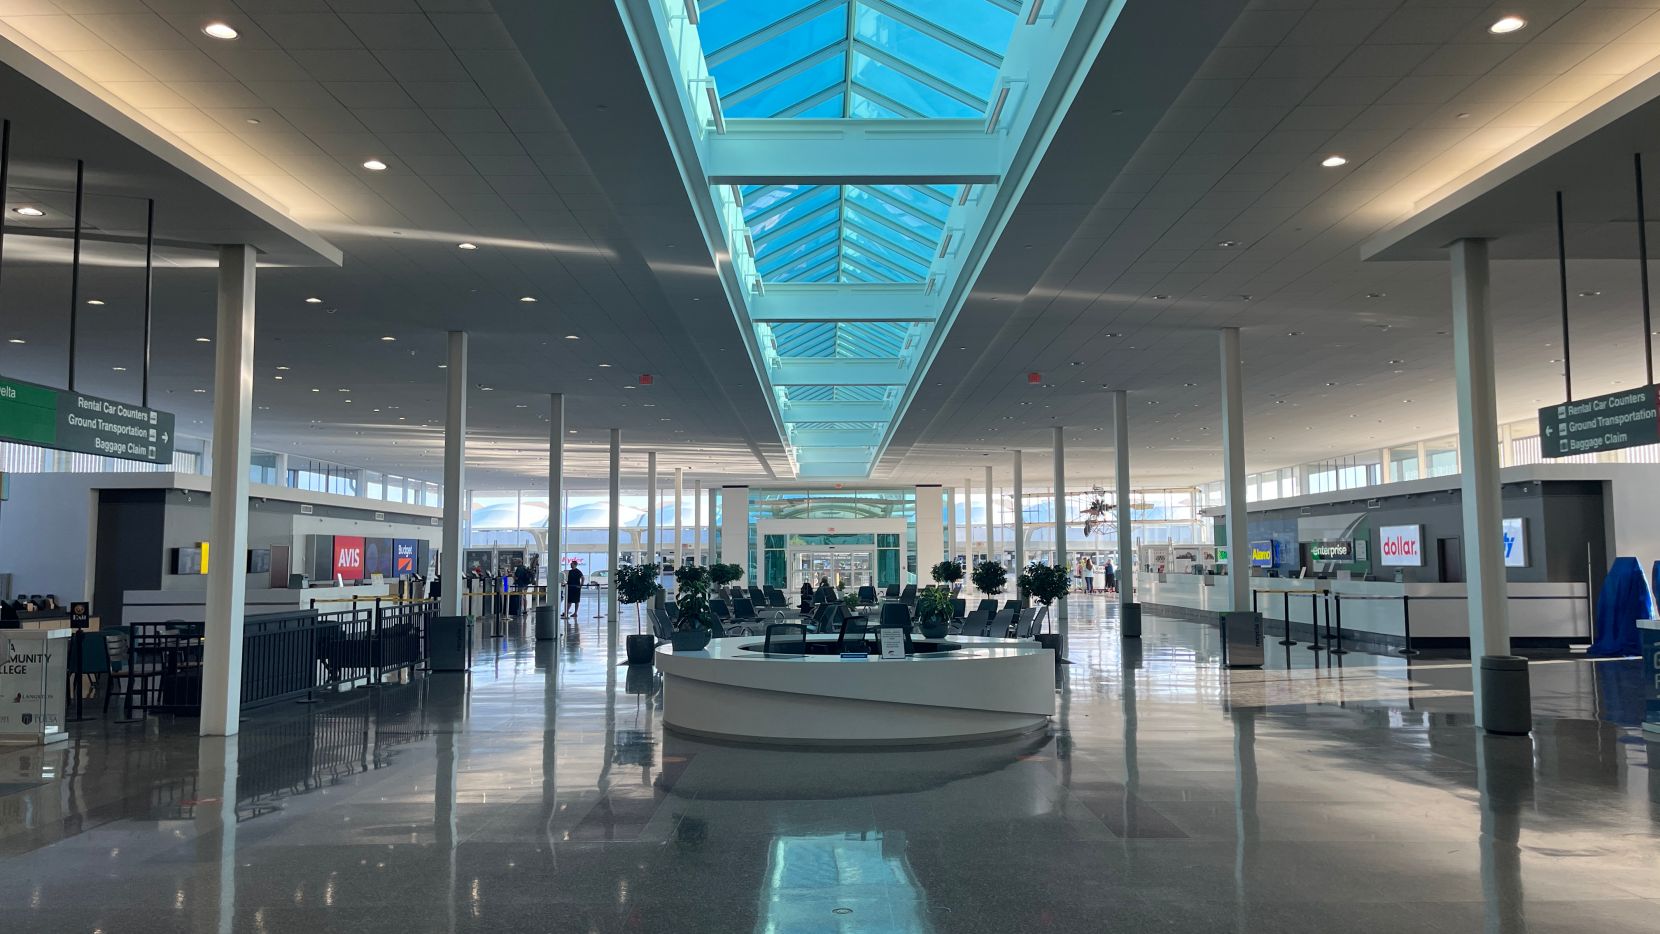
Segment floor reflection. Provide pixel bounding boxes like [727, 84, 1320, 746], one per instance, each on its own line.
[0, 597, 1653, 933]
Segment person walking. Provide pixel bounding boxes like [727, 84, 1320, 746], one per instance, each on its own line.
[1084, 556, 1095, 593]
[561, 560, 584, 619]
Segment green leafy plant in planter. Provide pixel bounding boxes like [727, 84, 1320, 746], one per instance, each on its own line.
[616, 564, 663, 663]
[841, 592, 861, 615]
[915, 587, 954, 639]
[971, 560, 1008, 598]
[1018, 562, 1071, 615]
[931, 560, 965, 590]
[671, 564, 718, 651]
[708, 562, 743, 591]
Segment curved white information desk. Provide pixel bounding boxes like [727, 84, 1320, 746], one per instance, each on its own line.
[656, 635, 1055, 746]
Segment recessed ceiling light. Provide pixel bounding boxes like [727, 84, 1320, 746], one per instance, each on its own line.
[202, 22, 239, 40]
[1217, 239, 1238, 247]
[1365, 292, 1384, 299]
[1489, 15, 1526, 34]
[192, 388, 207, 393]
[6, 338, 23, 344]
[311, 388, 321, 393]
[458, 242, 478, 250]
[1320, 155, 1348, 167]
[305, 297, 322, 304]
[568, 429, 578, 435]
[564, 334, 579, 340]
[245, 118, 261, 125]
[1578, 290, 1600, 297]
[86, 299, 104, 306]
[274, 375, 283, 380]
[362, 159, 388, 171]
[276, 366, 289, 371]
[1152, 294, 1170, 300]
[337, 388, 351, 393]
[12, 206, 44, 217]
[598, 363, 612, 368]
[195, 337, 211, 343]
[380, 336, 396, 341]
[112, 366, 126, 372]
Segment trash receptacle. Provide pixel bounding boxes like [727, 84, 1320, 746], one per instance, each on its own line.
[1479, 655, 1531, 735]
[1219, 611, 1263, 668]
[534, 605, 558, 642]
[429, 615, 473, 672]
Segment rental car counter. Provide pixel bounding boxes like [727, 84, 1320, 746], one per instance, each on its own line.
[1135, 572, 1589, 649]
[656, 634, 1054, 745]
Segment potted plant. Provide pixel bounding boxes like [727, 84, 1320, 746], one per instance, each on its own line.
[1017, 561, 1071, 659]
[671, 564, 717, 651]
[915, 587, 953, 640]
[971, 560, 1007, 599]
[709, 562, 743, 595]
[930, 559, 965, 593]
[840, 592, 861, 616]
[617, 564, 662, 664]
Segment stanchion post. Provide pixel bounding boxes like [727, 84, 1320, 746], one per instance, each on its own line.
[1278, 591, 1296, 646]
[1330, 592, 1348, 655]
[1307, 591, 1324, 652]
[1399, 594, 1419, 656]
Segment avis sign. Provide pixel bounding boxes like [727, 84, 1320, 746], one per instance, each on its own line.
[1539, 386, 1660, 457]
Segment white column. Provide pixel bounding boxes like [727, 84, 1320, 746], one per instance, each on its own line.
[982, 465, 993, 566]
[439, 332, 467, 618]
[1012, 451, 1025, 574]
[946, 487, 958, 565]
[915, 484, 943, 583]
[692, 478, 702, 564]
[273, 452, 288, 488]
[1052, 427, 1067, 629]
[1220, 327, 1250, 612]
[1113, 390, 1135, 607]
[646, 451, 657, 572]
[720, 485, 748, 579]
[548, 393, 563, 599]
[607, 428, 621, 644]
[1451, 238, 1517, 726]
[199, 243, 255, 737]
[707, 486, 717, 565]
[673, 467, 684, 568]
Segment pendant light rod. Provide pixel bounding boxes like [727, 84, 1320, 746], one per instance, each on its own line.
[1637, 153, 1654, 387]
[1556, 190, 1572, 401]
[142, 198, 155, 408]
[68, 158, 83, 391]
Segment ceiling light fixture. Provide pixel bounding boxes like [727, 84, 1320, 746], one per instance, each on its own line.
[362, 159, 388, 171]
[1489, 15, 1526, 34]
[86, 299, 104, 306]
[305, 297, 322, 304]
[1320, 155, 1348, 167]
[598, 363, 612, 368]
[12, 206, 44, 217]
[1217, 239, 1238, 248]
[380, 336, 396, 341]
[519, 296, 537, 303]
[112, 366, 126, 372]
[202, 22, 239, 40]
[6, 338, 23, 344]
[458, 242, 478, 250]
[194, 337, 211, 343]
[276, 366, 289, 371]
[564, 335, 579, 340]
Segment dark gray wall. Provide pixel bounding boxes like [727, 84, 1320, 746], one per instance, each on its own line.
[93, 489, 167, 628]
[1241, 480, 1606, 589]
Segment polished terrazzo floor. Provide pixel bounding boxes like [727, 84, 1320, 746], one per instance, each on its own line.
[1, 596, 1655, 933]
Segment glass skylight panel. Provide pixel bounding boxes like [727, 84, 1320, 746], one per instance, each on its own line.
[698, 0, 1020, 120]
[768, 321, 909, 359]
[737, 183, 956, 284]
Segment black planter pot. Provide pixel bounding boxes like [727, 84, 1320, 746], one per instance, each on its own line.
[670, 629, 712, 652]
[919, 619, 949, 640]
[625, 633, 656, 665]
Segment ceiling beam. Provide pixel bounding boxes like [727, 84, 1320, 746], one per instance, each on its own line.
[707, 118, 1000, 185]
[779, 400, 893, 421]
[771, 357, 909, 385]
[749, 285, 938, 322]
[789, 427, 884, 447]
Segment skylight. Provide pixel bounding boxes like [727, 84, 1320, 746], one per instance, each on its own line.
[699, 0, 1018, 119]
[632, 0, 1108, 477]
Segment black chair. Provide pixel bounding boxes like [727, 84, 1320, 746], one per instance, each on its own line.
[811, 603, 840, 634]
[651, 607, 677, 642]
[763, 623, 808, 655]
[878, 603, 916, 655]
[837, 614, 872, 652]
[1003, 600, 1020, 611]
[988, 607, 1018, 638]
[748, 586, 766, 607]
[976, 598, 998, 617]
[900, 584, 917, 607]
[710, 598, 732, 621]
[1013, 607, 1040, 639]
[955, 608, 990, 637]
[951, 598, 966, 620]
[732, 598, 760, 621]
[884, 584, 900, 599]
[857, 585, 878, 607]
[765, 587, 787, 608]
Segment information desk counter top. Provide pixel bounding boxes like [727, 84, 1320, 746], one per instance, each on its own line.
[656, 635, 1054, 746]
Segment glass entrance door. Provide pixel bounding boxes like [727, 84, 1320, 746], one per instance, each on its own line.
[794, 551, 874, 593]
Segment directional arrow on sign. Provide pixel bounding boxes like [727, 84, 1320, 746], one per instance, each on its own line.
[161, 431, 169, 443]
[1545, 426, 1553, 436]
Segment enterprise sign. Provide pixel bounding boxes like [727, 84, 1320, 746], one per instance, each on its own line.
[1539, 386, 1660, 457]
[1306, 540, 1353, 562]
[0, 373, 175, 464]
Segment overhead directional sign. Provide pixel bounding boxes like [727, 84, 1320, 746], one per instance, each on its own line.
[0, 374, 175, 464]
[1538, 386, 1660, 457]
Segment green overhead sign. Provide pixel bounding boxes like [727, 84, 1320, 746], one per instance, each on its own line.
[1539, 387, 1660, 457]
[0, 374, 175, 464]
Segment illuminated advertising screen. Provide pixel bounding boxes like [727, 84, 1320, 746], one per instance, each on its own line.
[332, 535, 365, 581]
[394, 539, 418, 575]
[1248, 540, 1277, 567]
[1378, 525, 1424, 567]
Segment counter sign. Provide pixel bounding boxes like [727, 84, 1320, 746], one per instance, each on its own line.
[0, 374, 175, 464]
[1539, 386, 1660, 457]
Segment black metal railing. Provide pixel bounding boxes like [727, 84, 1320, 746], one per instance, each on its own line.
[126, 598, 438, 714]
